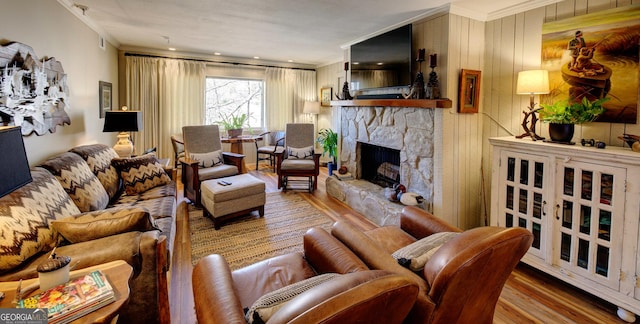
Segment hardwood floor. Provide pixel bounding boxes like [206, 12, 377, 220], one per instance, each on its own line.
[168, 165, 629, 323]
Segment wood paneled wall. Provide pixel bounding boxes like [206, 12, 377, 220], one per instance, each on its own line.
[315, 62, 343, 136]
[413, 13, 487, 229]
[481, 0, 640, 222]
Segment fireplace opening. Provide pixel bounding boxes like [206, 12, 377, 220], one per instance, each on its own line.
[359, 142, 400, 187]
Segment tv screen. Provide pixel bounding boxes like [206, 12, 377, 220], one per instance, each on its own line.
[350, 24, 412, 91]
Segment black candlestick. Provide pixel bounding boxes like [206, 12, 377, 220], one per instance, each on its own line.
[404, 48, 426, 99]
[336, 62, 353, 100]
[426, 66, 440, 99]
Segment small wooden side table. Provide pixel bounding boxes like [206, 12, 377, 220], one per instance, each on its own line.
[221, 135, 263, 173]
[0, 260, 133, 324]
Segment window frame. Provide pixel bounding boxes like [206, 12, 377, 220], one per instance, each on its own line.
[204, 76, 265, 130]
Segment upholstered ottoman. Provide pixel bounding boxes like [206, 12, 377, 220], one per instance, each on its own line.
[200, 174, 266, 229]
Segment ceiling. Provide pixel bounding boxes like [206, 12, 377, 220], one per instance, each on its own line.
[58, 0, 559, 67]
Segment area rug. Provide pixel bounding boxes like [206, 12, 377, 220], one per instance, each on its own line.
[189, 192, 333, 269]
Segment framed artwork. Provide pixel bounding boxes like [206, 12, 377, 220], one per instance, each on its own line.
[458, 69, 481, 113]
[99, 81, 112, 118]
[541, 5, 639, 123]
[320, 87, 332, 107]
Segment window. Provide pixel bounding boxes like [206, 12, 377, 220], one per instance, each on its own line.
[205, 77, 264, 129]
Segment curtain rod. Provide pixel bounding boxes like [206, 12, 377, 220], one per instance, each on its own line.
[123, 52, 316, 71]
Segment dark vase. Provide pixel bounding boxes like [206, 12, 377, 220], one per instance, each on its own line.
[548, 123, 575, 143]
[227, 128, 243, 138]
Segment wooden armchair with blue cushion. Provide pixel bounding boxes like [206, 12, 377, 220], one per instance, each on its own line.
[180, 125, 244, 206]
[276, 123, 321, 192]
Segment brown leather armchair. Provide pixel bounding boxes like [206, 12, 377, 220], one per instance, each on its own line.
[192, 227, 419, 324]
[331, 206, 533, 323]
[180, 125, 244, 206]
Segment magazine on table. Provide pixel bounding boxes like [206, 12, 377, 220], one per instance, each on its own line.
[17, 270, 115, 323]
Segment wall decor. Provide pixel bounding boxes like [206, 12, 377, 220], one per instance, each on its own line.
[458, 69, 481, 113]
[99, 81, 112, 118]
[0, 42, 71, 135]
[541, 5, 640, 124]
[320, 87, 332, 107]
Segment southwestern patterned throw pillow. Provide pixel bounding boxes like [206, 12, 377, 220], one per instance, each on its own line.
[112, 154, 171, 196]
[246, 273, 341, 323]
[69, 144, 121, 201]
[392, 232, 460, 271]
[0, 168, 81, 272]
[39, 152, 110, 212]
[189, 150, 224, 168]
[287, 146, 314, 160]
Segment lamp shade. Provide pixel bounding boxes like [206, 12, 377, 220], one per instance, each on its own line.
[103, 111, 143, 132]
[516, 70, 550, 95]
[303, 101, 321, 114]
[0, 126, 32, 198]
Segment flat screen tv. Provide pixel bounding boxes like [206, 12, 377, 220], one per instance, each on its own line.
[350, 24, 412, 91]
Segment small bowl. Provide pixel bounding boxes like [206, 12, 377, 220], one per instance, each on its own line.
[37, 255, 71, 291]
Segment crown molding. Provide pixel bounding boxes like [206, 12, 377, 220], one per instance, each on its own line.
[486, 0, 562, 21]
[56, 0, 121, 49]
[340, 4, 451, 50]
[449, 0, 563, 22]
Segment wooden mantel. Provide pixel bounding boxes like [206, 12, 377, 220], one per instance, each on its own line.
[330, 98, 452, 109]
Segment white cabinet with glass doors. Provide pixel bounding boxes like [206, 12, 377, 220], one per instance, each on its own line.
[489, 137, 640, 322]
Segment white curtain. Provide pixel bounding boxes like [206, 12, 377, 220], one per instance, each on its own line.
[265, 67, 316, 131]
[125, 56, 205, 162]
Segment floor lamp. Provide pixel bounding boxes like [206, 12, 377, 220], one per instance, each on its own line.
[103, 110, 143, 158]
[303, 101, 321, 135]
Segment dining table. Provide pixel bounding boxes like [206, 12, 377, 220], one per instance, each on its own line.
[220, 135, 263, 173]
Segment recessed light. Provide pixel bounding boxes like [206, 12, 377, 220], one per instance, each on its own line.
[214, 52, 221, 56]
[253, 56, 260, 59]
[287, 60, 294, 63]
[376, 62, 384, 65]
[168, 47, 176, 51]
[353, 62, 360, 65]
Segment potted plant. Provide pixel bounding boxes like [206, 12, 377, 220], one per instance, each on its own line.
[316, 128, 338, 175]
[218, 112, 249, 138]
[539, 97, 608, 143]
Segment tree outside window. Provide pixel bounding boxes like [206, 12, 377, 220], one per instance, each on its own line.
[205, 77, 264, 129]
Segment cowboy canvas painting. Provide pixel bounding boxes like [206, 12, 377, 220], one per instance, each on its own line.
[541, 5, 640, 124]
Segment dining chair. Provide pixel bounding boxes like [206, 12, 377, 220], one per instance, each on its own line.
[170, 134, 185, 168]
[255, 130, 285, 172]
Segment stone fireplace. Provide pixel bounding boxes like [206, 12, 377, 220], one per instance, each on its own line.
[326, 104, 436, 225]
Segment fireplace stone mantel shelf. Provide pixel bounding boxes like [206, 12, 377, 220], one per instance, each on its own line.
[330, 98, 452, 109]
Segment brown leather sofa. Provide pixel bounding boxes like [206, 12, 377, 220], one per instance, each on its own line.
[331, 206, 533, 323]
[192, 227, 420, 324]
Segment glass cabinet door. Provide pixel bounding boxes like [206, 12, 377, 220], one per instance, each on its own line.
[498, 151, 548, 260]
[554, 160, 625, 290]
